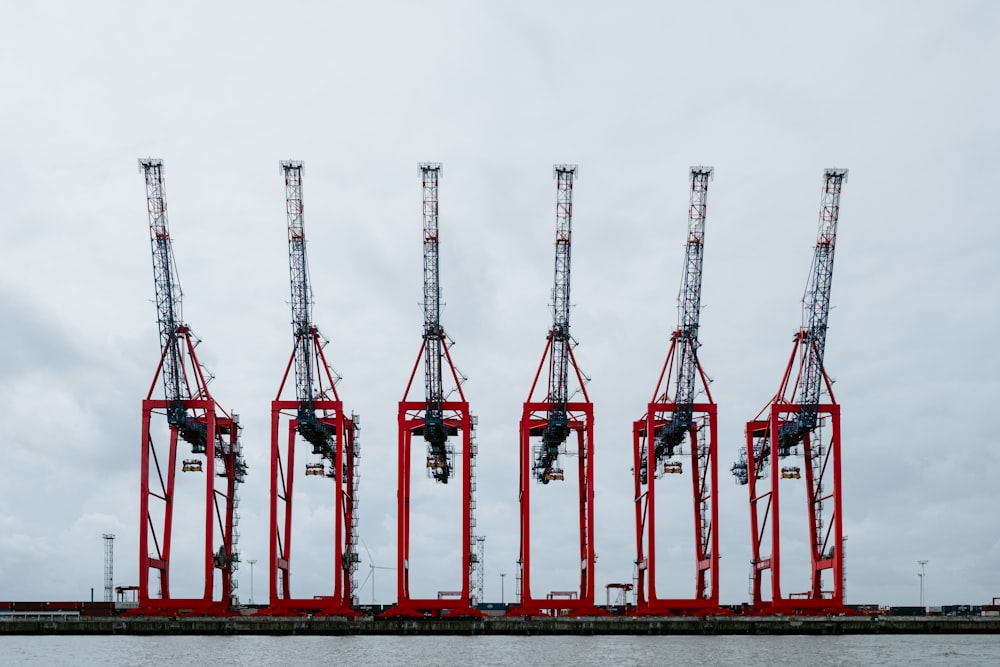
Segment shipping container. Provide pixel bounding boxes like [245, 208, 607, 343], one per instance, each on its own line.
[81, 601, 116, 617]
[888, 606, 926, 616]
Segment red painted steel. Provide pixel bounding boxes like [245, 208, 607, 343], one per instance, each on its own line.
[506, 340, 604, 617]
[744, 338, 845, 615]
[740, 169, 849, 616]
[135, 330, 243, 616]
[382, 338, 481, 618]
[265, 335, 359, 616]
[631, 334, 722, 615]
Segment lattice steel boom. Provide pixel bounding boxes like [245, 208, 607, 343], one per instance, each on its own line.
[776, 168, 849, 455]
[388, 162, 480, 618]
[420, 163, 452, 483]
[140, 158, 207, 451]
[268, 160, 360, 616]
[510, 163, 601, 616]
[632, 166, 720, 615]
[640, 167, 713, 482]
[732, 168, 849, 615]
[136, 158, 247, 616]
[281, 161, 338, 460]
[535, 164, 577, 483]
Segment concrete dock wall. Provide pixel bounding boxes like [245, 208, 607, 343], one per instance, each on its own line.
[2, 615, 1000, 635]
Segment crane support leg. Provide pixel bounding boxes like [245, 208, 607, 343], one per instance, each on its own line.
[745, 399, 844, 615]
[384, 163, 480, 619]
[135, 397, 241, 616]
[632, 400, 721, 615]
[507, 400, 603, 617]
[383, 398, 481, 618]
[739, 169, 849, 615]
[264, 396, 359, 616]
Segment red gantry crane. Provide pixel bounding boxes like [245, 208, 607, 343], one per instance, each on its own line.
[732, 168, 849, 615]
[135, 159, 247, 616]
[632, 167, 721, 616]
[384, 163, 481, 618]
[267, 161, 361, 616]
[508, 165, 603, 617]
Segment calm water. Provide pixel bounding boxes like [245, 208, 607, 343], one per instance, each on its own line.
[1, 635, 997, 666]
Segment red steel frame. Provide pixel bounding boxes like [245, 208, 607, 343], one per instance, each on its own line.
[631, 335, 721, 615]
[507, 338, 603, 617]
[383, 339, 480, 618]
[136, 328, 242, 616]
[266, 333, 359, 616]
[745, 335, 845, 614]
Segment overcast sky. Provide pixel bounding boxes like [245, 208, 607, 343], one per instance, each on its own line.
[0, 1, 997, 608]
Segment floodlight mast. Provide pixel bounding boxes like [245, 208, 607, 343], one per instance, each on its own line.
[632, 167, 721, 616]
[267, 161, 361, 616]
[135, 158, 247, 617]
[734, 168, 849, 615]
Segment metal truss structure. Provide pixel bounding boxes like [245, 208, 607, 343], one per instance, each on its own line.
[135, 159, 247, 616]
[103, 534, 115, 603]
[632, 167, 721, 615]
[384, 163, 481, 618]
[733, 168, 849, 614]
[507, 165, 604, 617]
[266, 161, 361, 616]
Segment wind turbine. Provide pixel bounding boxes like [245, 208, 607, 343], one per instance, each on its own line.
[359, 540, 394, 606]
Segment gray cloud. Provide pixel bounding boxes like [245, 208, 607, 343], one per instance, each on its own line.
[0, 1, 997, 607]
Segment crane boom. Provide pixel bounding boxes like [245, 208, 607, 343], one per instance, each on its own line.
[280, 161, 336, 457]
[139, 158, 206, 451]
[137, 158, 247, 614]
[655, 166, 713, 459]
[777, 168, 848, 454]
[535, 164, 577, 482]
[419, 163, 451, 483]
[730, 169, 850, 613]
[283, 161, 313, 405]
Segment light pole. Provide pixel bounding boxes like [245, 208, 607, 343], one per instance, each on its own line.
[247, 559, 257, 605]
[918, 560, 928, 608]
[500, 572, 506, 605]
